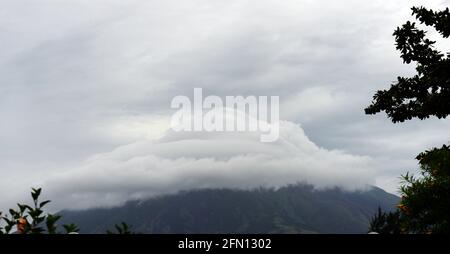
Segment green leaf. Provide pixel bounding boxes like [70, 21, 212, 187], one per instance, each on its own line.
[39, 200, 51, 208]
[17, 204, 27, 213]
[9, 209, 17, 217]
[31, 188, 42, 201]
[28, 209, 43, 218]
[108, 222, 133, 234]
[63, 224, 79, 234]
[46, 214, 61, 224]
[4, 225, 12, 233]
[3, 217, 13, 226]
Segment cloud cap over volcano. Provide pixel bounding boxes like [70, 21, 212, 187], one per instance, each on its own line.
[44, 120, 375, 210]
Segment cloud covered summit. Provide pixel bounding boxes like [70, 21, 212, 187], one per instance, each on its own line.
[44, 119, 375, 210]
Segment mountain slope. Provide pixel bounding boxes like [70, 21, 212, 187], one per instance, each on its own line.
[60, 184, 399, 234]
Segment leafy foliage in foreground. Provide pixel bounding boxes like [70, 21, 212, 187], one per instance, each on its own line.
[369, 208, 402, 234]
[366, 5, 450, 234]
[365, 6, 450, 123]
[0, 188, 78, 234]
[106, 222, 134, 234]
[370, 146, 450, 234]
[0, 188, 133, 234]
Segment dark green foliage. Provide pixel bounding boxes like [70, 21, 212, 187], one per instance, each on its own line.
[59, 184, 398, 234]
[366, 5, 450, 234]
[365, 6, 450, 122]
[0, 188, 78, 234]
[399, 145, 450, 233]
[369, 208, 402, 234]
[63, 224, 80, 234]
[107, 222, 133, 234]
[369, 145, 450, 234]
[0, 188, 134, 234]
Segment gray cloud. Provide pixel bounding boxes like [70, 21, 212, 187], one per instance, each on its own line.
[1, 0, 450, 210]
[43, 120, 376, 210]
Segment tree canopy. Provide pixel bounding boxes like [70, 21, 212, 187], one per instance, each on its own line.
[368, 6, 450, 234]
[365, 7, 450, 123]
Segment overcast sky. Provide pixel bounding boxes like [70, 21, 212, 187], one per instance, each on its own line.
[1, 0, 450, 210]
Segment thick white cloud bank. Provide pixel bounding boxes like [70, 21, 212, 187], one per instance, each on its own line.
[43, 118, 375, 210]
[2, 0, 450, 211]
